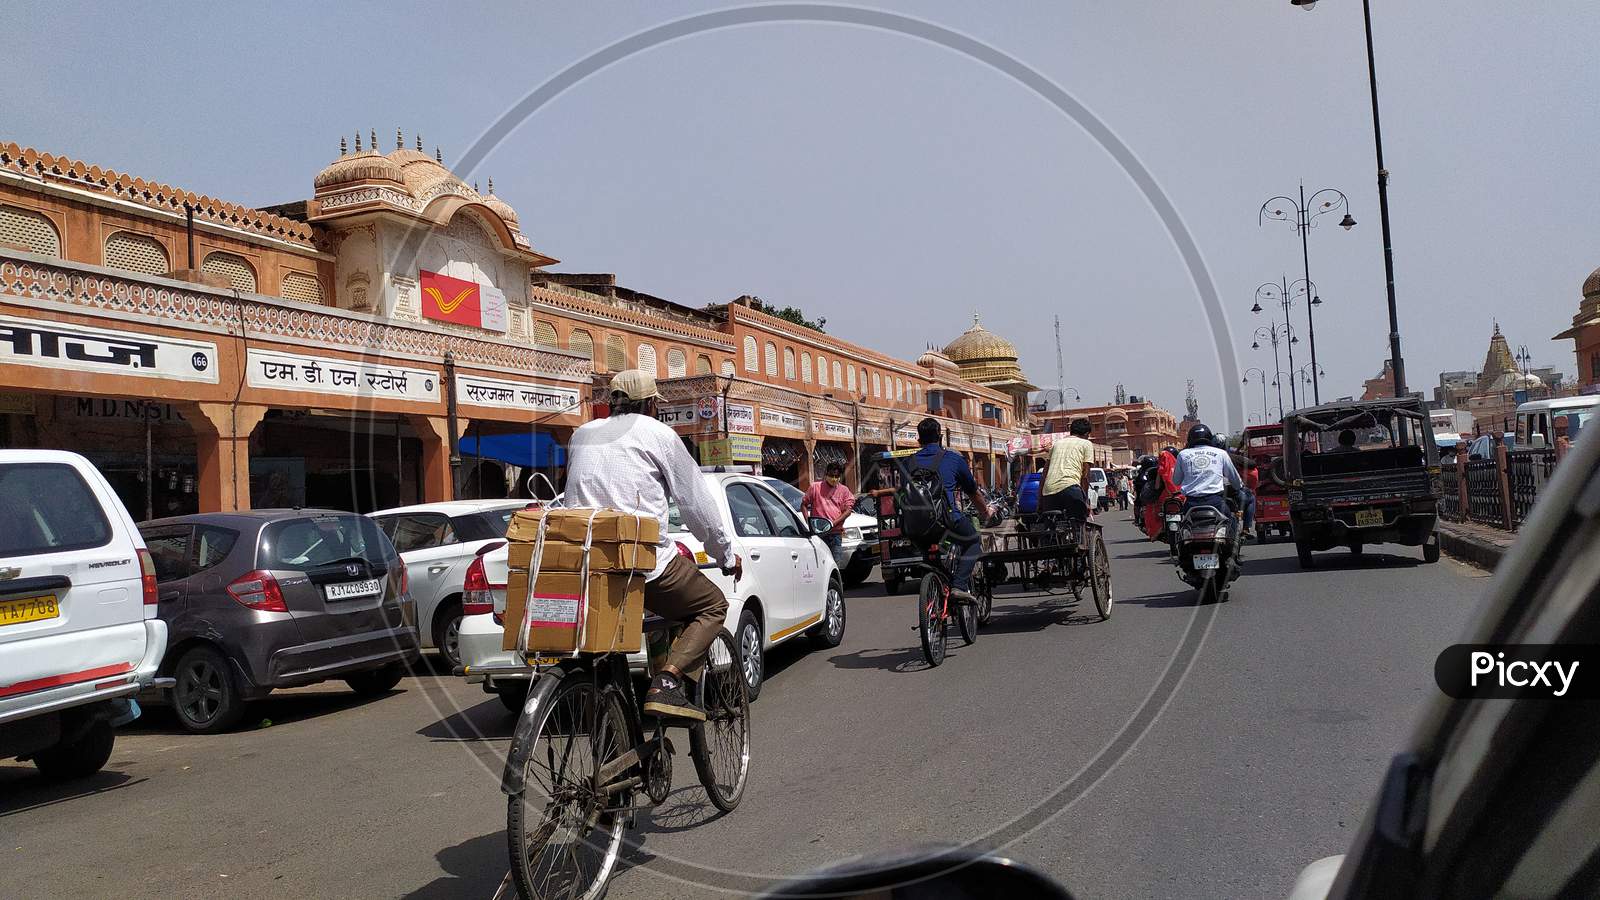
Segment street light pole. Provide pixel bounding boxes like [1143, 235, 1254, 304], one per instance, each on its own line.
[1243, 367, 1272, 422]
[1252, 321, 1291, 415]
[1261, 185, 1353, 405]
[1291, 0, 1407, 397]
[1253, 281, 1303, 408]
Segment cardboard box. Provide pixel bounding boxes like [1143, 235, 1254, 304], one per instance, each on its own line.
[506, 508, 661, 545]
[507, 539, 656, 573]
[502, 569, 646, 654]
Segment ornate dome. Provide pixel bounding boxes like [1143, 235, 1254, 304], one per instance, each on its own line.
[1584, 266, 1600, 298]
[481, 178, 520, 229]
[943, 314, 1018, 363]
[916, 344, 960, 372]
[314, 148, 404, 191]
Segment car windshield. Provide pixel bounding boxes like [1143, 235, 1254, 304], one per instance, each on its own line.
[763, 477, 806, 513]
[0, 462, 113, 557]
[261, 514, 392, 569]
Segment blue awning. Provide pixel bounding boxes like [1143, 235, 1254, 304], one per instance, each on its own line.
[458, 432, 567, 468]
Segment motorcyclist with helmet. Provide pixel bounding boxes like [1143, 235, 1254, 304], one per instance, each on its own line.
[1172, 423, 1244, 519]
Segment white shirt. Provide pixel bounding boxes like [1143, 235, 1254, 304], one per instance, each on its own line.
[563, 413, 737, 580]
[1171, 445, 1243, 498]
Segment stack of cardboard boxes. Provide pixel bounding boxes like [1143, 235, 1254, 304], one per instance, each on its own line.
[501, 508, 660, 655]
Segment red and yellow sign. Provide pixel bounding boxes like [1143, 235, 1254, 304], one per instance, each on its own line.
[420, 270, 485, 328]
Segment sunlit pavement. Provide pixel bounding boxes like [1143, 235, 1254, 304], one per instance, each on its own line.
[0, 517, 1488, 900]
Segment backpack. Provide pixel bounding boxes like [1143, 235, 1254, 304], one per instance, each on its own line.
[899, 450, 951, 545]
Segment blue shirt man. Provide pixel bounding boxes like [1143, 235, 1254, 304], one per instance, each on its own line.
[909, 418, 989, 597]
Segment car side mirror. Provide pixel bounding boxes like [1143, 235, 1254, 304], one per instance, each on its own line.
[808, 516, 834, 536]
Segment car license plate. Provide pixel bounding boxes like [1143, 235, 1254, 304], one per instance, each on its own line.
[1354, 508, 1385, 528]
[0, 593, 59, 626]
[1193, 554, 1219, 570]
[325, 578, 382, 601]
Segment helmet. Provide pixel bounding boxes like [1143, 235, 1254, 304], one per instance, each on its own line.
[1186, 423, 1213, 447]
[1211, 435, 1228, 450]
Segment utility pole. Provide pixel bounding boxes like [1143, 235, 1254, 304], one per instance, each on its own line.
[1054, 316, 1066, 410]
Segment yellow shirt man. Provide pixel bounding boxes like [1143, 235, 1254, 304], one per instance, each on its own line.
[1042, 434, 1094, 496]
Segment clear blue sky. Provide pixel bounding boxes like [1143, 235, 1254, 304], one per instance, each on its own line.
[7, 1, 1597, 426]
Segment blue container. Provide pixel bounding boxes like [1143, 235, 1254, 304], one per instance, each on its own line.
[1017, 471, 1043, 514]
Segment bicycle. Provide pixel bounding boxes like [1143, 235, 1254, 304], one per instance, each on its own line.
[502, 618, 750, 900]
[912, 539, 982, 667]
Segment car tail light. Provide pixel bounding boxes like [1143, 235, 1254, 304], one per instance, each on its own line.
[227, 570, 288, 613]
[136, 548, 158, 607]
[395, 557, 408, 596]
[675, 540, 693, 561]
[463, 556, 495, 617]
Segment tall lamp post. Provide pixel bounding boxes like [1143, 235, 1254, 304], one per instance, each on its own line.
[1252, 321, 1294, 411]
[1260, 185, 1354, 404]
[1292, 362, 1326, 399]
[1243, 366, 1273, 422]
[1289, 0, 1407, 398]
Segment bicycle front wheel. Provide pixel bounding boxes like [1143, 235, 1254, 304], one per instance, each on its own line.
[918, 574, 947, 666]
[507, 670, 630, 900]
[691, 629, 751, 813]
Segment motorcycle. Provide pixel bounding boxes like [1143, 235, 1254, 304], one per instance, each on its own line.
[1174, 497, 1243, 603]
[1161, 497, 1184, 559]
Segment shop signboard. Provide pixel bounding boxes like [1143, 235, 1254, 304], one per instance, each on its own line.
[456, 373, 581, 415]
[857, 424, 885, 442]
[814, 419, 853, 439]
[62, 397, 187, 424]
[419, 269, 506, 333]
[657, 403, 702, 426]
[894, 426, 919, 445]
[727, 403, 756, 434]
[246, 348, 439, 402]
[761, 407, 808, 433]
[729, 433, 763, 462]
[947, 432, 970, 450]
[699, 438, 734, 466]
[0, 392, 35, 415]
[0, 314, 218, 383]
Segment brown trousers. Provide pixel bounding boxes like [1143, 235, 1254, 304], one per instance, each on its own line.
[645, 554, 729, 674]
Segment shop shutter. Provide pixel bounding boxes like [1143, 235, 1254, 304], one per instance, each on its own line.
[533, 319, 559, 347]
[605, 335, 627, 371]
[817, 355, 829, 387]
[104, 231, 169, 276]
[667, 348, 687, 378]
[201, 251, 257, 293]
[279, 271, 325, 304]
[764, 342, 777, 377]
[637, 343, 658, 375]
[801, 352, 813, 383]
[695, 355, 713, 375]
[569, 329, 595, 362]
[0, 206, 60, 257]
[721, 359, 735, 376]
[743, 336, 758, 371]
[783, 347, 796, 380]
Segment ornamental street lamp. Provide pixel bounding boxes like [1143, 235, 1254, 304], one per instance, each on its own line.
[1288, 0, 1408, 399]
[1251, 320, 1294, 411]
[1253, 279, 1305, 405]
[1243, 366, 1274, 422]
[1260, 185, 1353, 404]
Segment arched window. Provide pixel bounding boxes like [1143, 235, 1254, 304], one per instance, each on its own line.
[783, 347, 796, 380]
[764, 342, 778, 377]
[896, 378, 904, 402]
[279, 271, 325, 304]
[531, 319, 559, 347]
[604, 335, 627, 371]
[872, 373, 882, 398]
[637, 343, 658, 375]
[832, 361, 843, 387]
[695, 354, 713, 375]
[817, 355, 829, 388]
[569, 329, 595, 362]
[848, 367, 859, 393]
[721, 359, 735, 376]
[201, 251, 257, 293]
[667, 348, 687, 378]
[104, 231, 169, 276]
[0, 205, 60, 257]
[743, 336, 759, 371]
[800, 352, 813, 383]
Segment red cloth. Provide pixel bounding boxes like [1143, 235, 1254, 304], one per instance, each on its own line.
[1245, 467, 1260, 491]
[1143, 449, 1185, 540]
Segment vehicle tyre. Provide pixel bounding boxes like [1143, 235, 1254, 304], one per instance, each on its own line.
[735, 609, 764, 703]
[346, 661, 405, 696]
[172, 645, 246, 734]
[1423, 536, 1442, 564]
[917, 574, 947, 667]
[956, 593, 978, 646]
[691, 629, 751, 813]
[974, 565, 995, 626]
[883, 574, 904, 595]
[809, 580, 847, 649]
[1255, 525, 1268, 545]
[1197, 579, 1221, 605]
[1088, 529, 1113, 621]
[496, 680, 529, 714]
[507, 671, 628, 900]
[1349, 542, 1364, 557]
[841, 556, 873, 588]
[1296, 541, 1315, 570]
[33, 717, 114, 780]
[432, 598, 464, 670]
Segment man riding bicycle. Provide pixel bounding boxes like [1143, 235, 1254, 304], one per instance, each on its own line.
[911, 417, 991, 603]
[562, 369, 742, 723]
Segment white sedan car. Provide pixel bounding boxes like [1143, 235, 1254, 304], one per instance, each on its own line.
[458, 471, 846, 709]
[369, 499, 530, 668]
[761, 477, 880, 586]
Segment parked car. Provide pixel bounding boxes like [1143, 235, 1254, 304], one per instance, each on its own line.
[763, 476, 880, 586]
[0, 450, 171, 779]
[137, 510, 420, 733]
[1087, 467, 1108, 511]
[369, 499, 527, 668]
[458, 472, 846, 709]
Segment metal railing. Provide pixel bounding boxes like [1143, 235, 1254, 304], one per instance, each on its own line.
[1438, 464, 1462, 522]
[1464, 458, 1508, 530]
[1507, 448, 1557, 528]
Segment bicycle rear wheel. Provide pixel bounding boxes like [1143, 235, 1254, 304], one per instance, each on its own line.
[956, 594, 977, 645]
[917, 574, 947, 666]
[690, 630, 751, 813]
[1088, 529, 1113, 621]
[507, 670, 630, 900]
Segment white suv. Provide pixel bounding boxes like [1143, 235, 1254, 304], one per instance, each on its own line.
[0, 450, 171, 779]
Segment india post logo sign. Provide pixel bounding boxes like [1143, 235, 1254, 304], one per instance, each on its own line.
[420, 270, 493, 329]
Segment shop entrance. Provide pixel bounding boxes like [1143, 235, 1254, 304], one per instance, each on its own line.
[762, 437, 805, 485]
[252, 410, 425, 512]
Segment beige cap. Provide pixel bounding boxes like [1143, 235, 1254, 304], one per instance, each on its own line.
[609, 369, 659, 401]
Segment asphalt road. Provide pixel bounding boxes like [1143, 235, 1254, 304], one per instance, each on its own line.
[0, 517, 1490, 899]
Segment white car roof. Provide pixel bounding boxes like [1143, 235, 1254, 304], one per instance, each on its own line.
[368, 499, 529, 518]
[0, 448, 98, 464]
